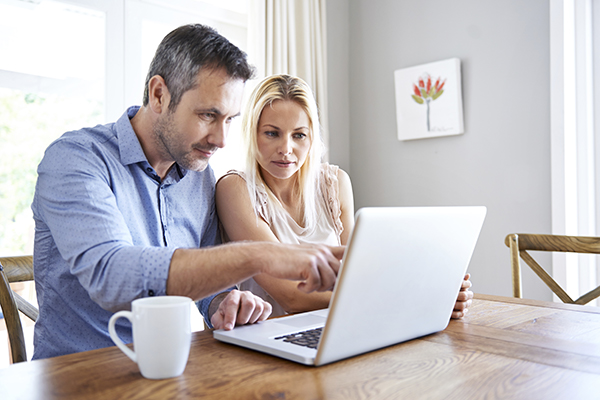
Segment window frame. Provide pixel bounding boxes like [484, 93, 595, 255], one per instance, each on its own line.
[550, 0, 599, 305]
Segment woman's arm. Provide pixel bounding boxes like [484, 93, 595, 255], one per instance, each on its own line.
[337, 168, 355, 245]
[215, 173, 332, 313]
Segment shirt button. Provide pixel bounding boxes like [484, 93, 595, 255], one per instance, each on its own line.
[146, 167, 153, 173]
[148, 290, 155, 296]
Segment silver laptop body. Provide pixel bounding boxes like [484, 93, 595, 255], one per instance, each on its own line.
[213, 206, 487, 366]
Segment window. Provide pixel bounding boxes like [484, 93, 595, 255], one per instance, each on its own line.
[0, 0, 248, 257]
[0, 0, 107, 256]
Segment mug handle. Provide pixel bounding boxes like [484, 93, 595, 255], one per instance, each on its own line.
[108, 311, 136, 363]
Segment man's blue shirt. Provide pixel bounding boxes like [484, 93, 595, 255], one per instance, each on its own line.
[31, 106, 220, 359]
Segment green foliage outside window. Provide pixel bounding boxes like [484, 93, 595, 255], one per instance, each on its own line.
[0, 88, 103, 255]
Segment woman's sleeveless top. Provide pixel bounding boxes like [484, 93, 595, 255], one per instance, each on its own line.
[221, 163, 344, 317]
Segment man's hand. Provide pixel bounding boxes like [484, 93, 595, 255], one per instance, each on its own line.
[259, 243, 346, 293]
[210, 290, 272, 330]
[452, 273, 474, 319]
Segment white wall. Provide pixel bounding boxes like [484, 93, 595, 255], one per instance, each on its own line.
[325, 0, 350, 170]
[327, 0, 553, 300]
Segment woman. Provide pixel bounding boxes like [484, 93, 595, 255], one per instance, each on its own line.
[216, 74, 473, 317]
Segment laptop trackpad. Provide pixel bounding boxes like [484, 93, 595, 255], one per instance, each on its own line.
[278, 313, 327, 328]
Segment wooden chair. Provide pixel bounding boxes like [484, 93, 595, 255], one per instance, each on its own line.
[505, 233, 600, 305]
[0, 256, 38, 363]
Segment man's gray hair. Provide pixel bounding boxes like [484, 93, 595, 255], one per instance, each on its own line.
[142, 23, 254, 112]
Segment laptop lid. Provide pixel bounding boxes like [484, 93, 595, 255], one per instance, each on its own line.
[315, 206, 486, 365]
[213, 206, 487, 366]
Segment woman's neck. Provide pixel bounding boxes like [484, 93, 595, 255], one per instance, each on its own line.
[261, 170, 304, 224]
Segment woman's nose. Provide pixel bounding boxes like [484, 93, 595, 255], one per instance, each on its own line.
[278, 137, 292, 155]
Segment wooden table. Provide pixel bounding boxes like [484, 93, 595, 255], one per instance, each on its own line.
[1, 294, 600, 399]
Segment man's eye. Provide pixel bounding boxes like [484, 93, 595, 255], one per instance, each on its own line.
[226, 115, 238, 124]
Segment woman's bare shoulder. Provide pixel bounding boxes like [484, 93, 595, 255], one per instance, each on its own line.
[216, 171, 247, 194]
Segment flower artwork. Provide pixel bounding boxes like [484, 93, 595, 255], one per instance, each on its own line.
[411, 74, 446, 132]
[394, 58, 464, 141]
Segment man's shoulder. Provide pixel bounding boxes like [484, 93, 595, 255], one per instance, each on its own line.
[55, 122, 117, 146]
[40, 122, 120, 172]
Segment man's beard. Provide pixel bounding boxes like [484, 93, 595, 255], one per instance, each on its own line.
[153, 113, 217, 172]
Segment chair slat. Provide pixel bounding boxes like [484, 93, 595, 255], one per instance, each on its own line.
[519, 250, 574, 303]
[0, 256, 34, 282]
[575, 285, 600, 305]
[515, 234, 600, 254]
[14, 292, 39, 321]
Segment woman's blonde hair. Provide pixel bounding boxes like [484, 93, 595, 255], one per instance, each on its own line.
[242, 74, 324, 231]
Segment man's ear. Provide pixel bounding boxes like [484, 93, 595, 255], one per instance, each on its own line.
[147, 75, 171, 114]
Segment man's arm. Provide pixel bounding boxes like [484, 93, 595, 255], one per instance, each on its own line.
[167, 242, 344, 330]
[167, 241, 345, 299]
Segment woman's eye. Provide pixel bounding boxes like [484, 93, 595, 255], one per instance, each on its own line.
[293, 133, 307, 139]
[264, 131, 278, 137]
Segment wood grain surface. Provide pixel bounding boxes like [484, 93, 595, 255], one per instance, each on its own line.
[1, 294, 599, 399]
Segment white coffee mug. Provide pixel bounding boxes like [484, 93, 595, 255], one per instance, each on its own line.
[108, 296, 192, 379]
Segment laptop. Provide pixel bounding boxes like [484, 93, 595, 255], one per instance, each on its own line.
[213, 206, 487, 366]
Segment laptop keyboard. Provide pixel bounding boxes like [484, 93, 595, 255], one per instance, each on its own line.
[274, 327, 322, 349]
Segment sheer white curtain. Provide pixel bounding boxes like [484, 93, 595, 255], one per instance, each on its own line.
[248, 0, 329, 152]
[550, 0, 600, 306]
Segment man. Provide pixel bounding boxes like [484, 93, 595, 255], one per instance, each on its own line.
[31, 24, 343, 359]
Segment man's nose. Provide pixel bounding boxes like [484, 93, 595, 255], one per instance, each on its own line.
[208, 122, 227, 149]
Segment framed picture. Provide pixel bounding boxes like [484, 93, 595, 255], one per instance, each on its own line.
[394, 58, 464, 141]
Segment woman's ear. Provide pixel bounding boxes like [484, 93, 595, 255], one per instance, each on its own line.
[147, 75, 171, 114]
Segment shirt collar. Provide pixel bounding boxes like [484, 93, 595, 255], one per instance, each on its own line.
[116, 106, 191, 181]
[116, 106, 149, 166]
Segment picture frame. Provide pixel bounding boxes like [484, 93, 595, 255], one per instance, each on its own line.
[394, 58, 464, 141]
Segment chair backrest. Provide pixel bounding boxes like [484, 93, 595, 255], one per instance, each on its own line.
[505, 233, 600, 305]
[0, 255, 38, 363]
